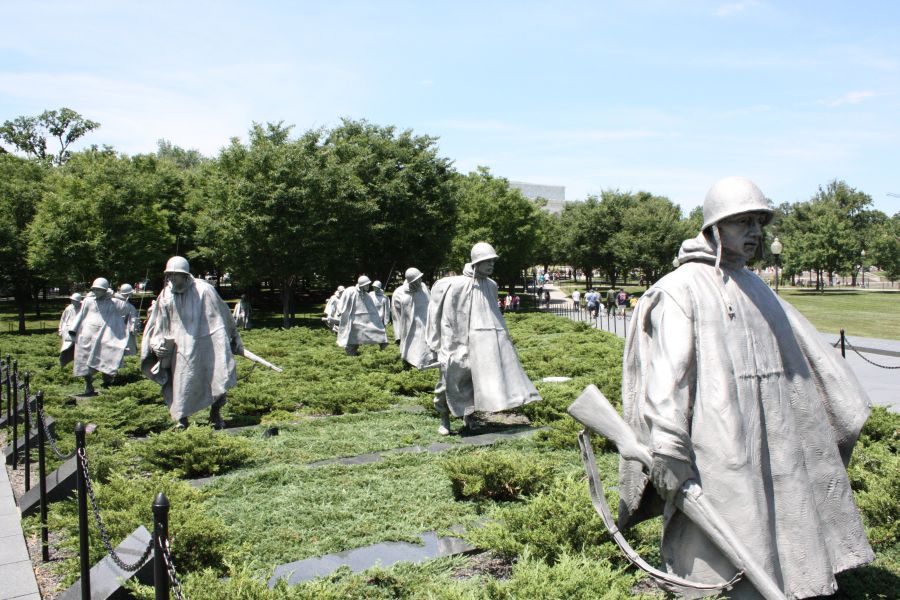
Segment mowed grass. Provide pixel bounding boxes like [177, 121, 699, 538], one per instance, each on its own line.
[779, 290, 900, 340]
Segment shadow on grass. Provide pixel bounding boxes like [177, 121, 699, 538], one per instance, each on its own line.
[829, 563, 900, 599]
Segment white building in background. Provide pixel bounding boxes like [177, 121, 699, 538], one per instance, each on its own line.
[509, 181, 569, 214]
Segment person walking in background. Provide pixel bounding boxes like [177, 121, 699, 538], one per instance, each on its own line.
[615, 288, 629, 318]
[572, 289, 581, 310]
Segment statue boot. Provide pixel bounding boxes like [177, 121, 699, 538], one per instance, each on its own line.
[209, 395, 227, 430]
[82, 374, 97, 397]
[438, 412, 452, 436]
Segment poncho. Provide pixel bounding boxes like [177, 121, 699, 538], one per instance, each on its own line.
[58, 304, 79, 366]
[427, 263, 540, 417]
[369, 289, 392, 327]
[67, 294, 129, 376]
[391, 281, 433, 369]
[141, 277, 240, 421]
[233, 298, 251, 330]
[619, 233, 873, 599]
[336, 286, 388, 347]
[115, 294, 139, 356]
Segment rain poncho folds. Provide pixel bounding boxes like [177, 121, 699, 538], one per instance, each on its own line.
[233, 298, 251, 330]
[391, 281, 433, 369]
[427, 263, 540, 417]
[115, 294, 139, 356]
[66, 293, 129, 376]
[141, 277, 240, 421]
[369, 288, 392, 327]
[619, 232, 873, 599]
[58, 303, 80, 366]
[336, 286, 388, 347]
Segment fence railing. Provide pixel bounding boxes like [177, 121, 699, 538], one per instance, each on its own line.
[2, 357, 187, 600]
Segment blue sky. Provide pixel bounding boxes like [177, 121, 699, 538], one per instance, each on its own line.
[3, 1, 899, 215]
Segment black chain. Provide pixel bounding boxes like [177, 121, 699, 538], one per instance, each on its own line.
[37, 405, 76, 460]
[161, 539, 187, 600]
[77, 448, 155, 571]
[844, 340, 900, 370]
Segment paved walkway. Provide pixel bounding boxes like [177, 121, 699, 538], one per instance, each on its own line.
[0, 464, 40, 600]
[544, 284, 899, 412]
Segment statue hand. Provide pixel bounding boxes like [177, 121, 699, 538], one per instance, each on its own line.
[231, 337, 244, 356]
[650, 454, 694, 502]
[153, 343, 171, 358]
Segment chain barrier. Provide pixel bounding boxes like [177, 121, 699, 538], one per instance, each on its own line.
[844, 339, 900, 370]
[37, 405, 76, 460]
[77, 448, 155, 571]
[161, 539, 187, 600]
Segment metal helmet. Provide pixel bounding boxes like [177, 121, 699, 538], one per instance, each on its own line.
[91, 277, 110, 292]
[164, 256, 191, 274]
[702, 177, 773, 231]
[357, 275, 372, 288]
[372, 280, 383, 290]
[118, 283, 134, 296]
[470, 242, 499, 265]
[404, 267, 423, 284]
[70, 293, 83, 302]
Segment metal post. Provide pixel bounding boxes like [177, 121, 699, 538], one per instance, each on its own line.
[0, 358, 4, 423]
[153, 492, 170, 600]
[4, 355, 11, 424]
[24, 372, 31, 491]
[37, 392, 49, 562]
[840, 329, 846, 359]
[11, 369, 18, 470]
[75, 422, 90, 600]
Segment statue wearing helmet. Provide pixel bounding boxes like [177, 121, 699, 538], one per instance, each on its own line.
[57, 292, 84, 367]
[368, 280, 391, 329]
[323, 285, 345, 332]
[391, 267, 435, 369]
[141, 256, 244, 428]
[114, 283, 140, 356]
[336, 275, 388, 355]
[614, 178, 873, 598]
[426, 243, 541, 435]
[233, 293, 252, 330]
[64, 277, 130, 395]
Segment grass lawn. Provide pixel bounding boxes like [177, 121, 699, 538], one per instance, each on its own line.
[779, 289, 900, 340]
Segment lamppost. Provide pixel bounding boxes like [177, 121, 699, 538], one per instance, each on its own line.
[860, 249, 866, 288]
[770, 237, 783, 294]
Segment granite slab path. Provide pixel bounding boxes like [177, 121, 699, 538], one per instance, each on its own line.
[0, 464, 40, 600]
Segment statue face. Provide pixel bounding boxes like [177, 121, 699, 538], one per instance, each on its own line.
[168, 272, 191, 294]
[717, 212, 766, 262]
[359, 283, 371, 292]
[474, 258, 496, 277]
[409, 279, 422, 291]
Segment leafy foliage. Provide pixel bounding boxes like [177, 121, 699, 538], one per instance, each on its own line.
[442, 448, 557, 501]
[137, 425, 256, 478]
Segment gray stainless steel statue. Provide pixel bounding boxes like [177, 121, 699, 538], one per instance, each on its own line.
[65, 278, 129, 396]
[141, 256, 243, 429]
[233, 293, 252, 330]
[369, 280, 391, 328]
[336, 275, 388, 355]
[58, 292, 83, 367]
[613, 177, 873, 599]
[427, 243, 541, 435]
[115, 283, 139, 356]
[324, 285, 345, 332]
[391, 267, 434, 369]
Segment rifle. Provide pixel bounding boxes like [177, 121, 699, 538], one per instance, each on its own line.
[237, 348, 283, 373]
[568, 385, 785, 600]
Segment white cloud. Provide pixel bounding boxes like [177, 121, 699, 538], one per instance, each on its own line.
[824, 90, 878, 107]
[715, 1, 760, 17]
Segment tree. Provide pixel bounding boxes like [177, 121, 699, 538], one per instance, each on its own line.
[868, 212, 900, 283]
[557, 197, 608, 289]
[321, 119, 458, 285]
[450, 167, 544, 292]
[194, 122, 337, 327]
[619, 192, 685, 284]
[1, 108, 99, 166]
[0, 154, 46, 332]
[28, 149, 176, 287]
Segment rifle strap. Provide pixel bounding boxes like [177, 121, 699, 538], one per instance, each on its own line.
[577, 430, 742, 595]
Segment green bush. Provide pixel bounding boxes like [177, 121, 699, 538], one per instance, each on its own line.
[137, 425, 256, 478]
[442, 448, 557, 501]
